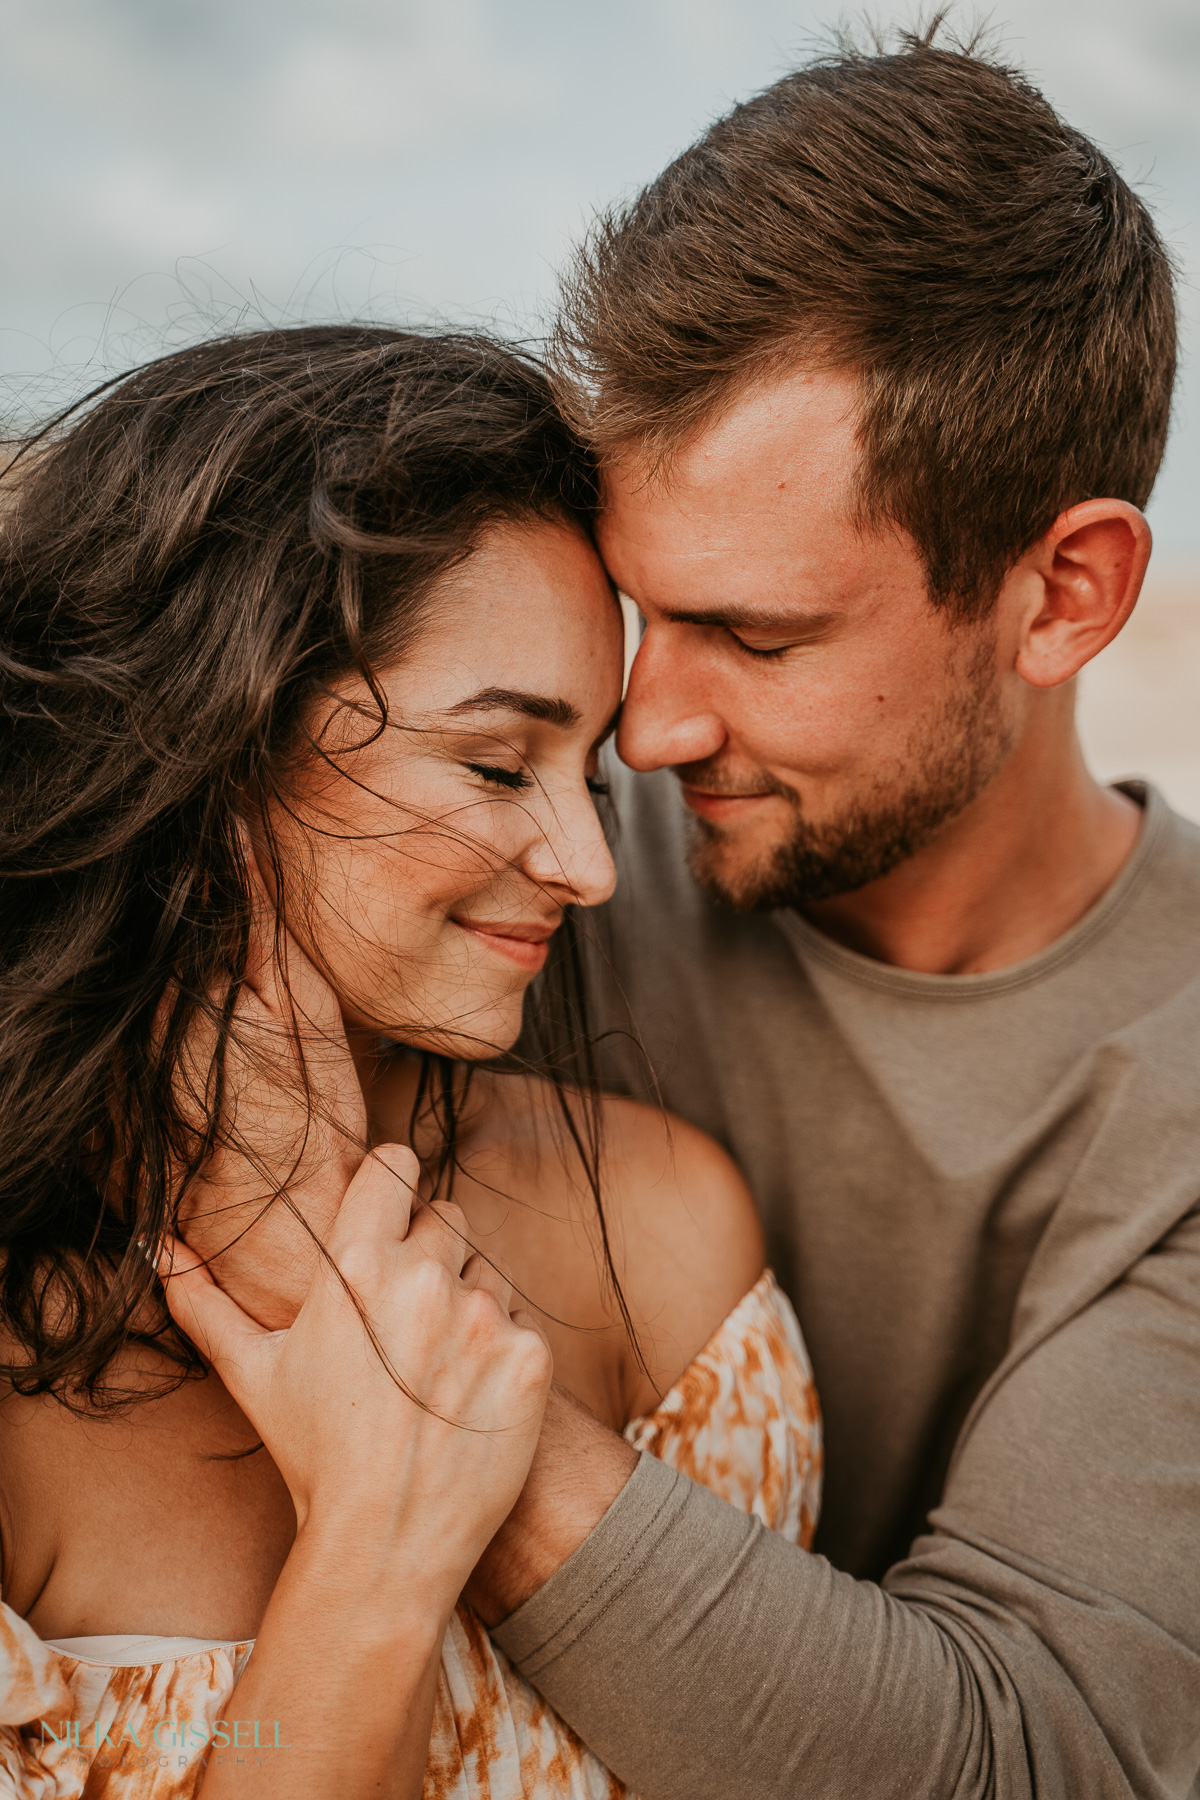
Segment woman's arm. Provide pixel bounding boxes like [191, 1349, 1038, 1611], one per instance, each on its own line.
[162, 1146, 551, 1799]
[205, 1525, 446, 1797]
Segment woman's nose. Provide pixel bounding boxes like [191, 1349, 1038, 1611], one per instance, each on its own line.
[617, 625, 727, 772]
[522, 783, 617, 911]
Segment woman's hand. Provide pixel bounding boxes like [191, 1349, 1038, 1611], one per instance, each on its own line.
[162, 1144, 552, 1590]
[162, 1145, 551, 1797]
[173, 843, 366, 1329]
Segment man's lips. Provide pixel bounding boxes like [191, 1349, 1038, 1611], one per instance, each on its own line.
[679, 784, 779, 824]
[450, 916, 558, 972]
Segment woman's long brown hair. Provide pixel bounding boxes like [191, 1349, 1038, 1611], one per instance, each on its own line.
[0, 324, 630, 1408]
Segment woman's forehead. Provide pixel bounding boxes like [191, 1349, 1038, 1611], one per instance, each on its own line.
[388, 522, 622, 720]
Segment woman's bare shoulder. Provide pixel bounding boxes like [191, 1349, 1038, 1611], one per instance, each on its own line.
[463, 1073, 764, 1412]
[596, 1093, 766, 1404]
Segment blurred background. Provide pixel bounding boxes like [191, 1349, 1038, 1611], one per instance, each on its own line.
[1, 0, 1196, 814]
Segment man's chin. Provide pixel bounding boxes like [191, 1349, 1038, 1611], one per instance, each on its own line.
[686, 819, 802, 912]
[684, 809, 935, 911]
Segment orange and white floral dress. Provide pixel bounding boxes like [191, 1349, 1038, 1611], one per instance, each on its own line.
[0, 1272, 820, 1798]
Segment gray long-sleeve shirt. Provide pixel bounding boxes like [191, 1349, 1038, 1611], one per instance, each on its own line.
[494, 770, 1200, 1798]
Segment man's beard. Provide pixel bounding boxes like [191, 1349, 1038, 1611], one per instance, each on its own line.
[681, 637, 1015, 911]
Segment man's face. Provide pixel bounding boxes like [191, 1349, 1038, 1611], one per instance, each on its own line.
[600, 368, 1019, 909]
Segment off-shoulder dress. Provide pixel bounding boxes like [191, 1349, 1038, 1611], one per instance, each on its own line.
[0, 1271, 821, 1798]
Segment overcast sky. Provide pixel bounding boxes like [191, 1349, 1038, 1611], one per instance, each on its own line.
[2, 0, 1196, 556]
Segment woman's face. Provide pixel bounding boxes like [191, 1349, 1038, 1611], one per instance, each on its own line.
[272, 519, 624, 1058]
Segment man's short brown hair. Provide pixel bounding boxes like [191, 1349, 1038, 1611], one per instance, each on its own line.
[554, 24, 1177, 617]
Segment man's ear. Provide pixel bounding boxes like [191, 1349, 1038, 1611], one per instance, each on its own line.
[1009, 499, 1152, 690]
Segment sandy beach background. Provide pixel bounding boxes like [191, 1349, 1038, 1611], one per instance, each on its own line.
[1079, 566, 1200, 825]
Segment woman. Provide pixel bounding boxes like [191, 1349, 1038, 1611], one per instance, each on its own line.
[0, 326, 821, 1797]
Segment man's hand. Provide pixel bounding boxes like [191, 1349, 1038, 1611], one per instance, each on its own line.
[465, 1384, 640, 1625]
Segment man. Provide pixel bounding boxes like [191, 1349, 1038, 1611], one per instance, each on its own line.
[466, 29, 1200, 1800]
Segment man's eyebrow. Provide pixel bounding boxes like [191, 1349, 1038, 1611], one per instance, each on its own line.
[445, 686, 580, 727]
[661, 604, 840, 632]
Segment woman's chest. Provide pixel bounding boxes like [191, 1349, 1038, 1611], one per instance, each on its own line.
[0, 1374, 295, 1641]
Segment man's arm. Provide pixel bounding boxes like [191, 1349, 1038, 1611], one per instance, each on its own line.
[467, 1384, 639, 1620]
[472, 1213, 1200, 1800]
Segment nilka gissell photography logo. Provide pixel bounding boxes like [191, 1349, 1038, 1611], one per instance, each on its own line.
[41, 1716, 291, 1754]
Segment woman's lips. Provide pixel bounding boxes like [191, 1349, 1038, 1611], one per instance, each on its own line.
[451, 916, 557, 972]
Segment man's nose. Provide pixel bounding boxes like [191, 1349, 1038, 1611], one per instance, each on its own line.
[616, 625, 728, 772]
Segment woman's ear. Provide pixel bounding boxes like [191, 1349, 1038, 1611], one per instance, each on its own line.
[1009, 499, 1152, 691]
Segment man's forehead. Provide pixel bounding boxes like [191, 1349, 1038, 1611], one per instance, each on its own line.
[599, 366, 861, 538]
[595, 504, 865, 622]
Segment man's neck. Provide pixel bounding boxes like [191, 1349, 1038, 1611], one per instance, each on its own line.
[801, 730, 1143, 976]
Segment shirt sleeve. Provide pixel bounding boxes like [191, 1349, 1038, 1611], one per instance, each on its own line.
[493, 1208, 1200, 1799]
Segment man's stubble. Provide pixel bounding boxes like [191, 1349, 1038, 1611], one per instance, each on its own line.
[683, 632, 1016, 911]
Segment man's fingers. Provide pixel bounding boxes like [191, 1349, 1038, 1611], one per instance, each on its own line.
[157, 1234, 272, 1404]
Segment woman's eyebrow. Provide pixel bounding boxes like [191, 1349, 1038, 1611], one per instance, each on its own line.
[446, 686, 580, 727]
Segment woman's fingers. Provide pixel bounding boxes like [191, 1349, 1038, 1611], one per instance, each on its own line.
[321, 1161, 515, 1320]
[157, 1234, 273, 1408]
[408, 1200, 474, 1277]
[460, 1250, 515, 1315]
[510, 1307, 552, 1355]
[325, 1145, 420, 1263]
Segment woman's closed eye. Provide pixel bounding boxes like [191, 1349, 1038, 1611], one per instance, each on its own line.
[466, 760, 609, 803]
[466, 761, 532, 792]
